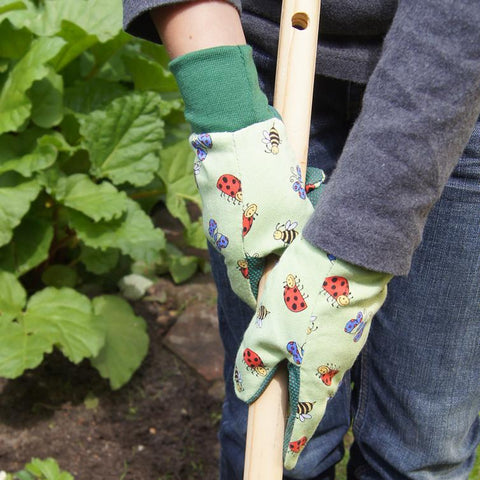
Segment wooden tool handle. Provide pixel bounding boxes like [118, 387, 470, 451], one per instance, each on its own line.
[243, 2, 321, 479]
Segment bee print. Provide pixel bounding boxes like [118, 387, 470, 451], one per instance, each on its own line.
[290, 165, 306, 199]
[262, 123, 280, 154]
[191, 133, 212, 161]
[237, 259, 249, 279]
[273, 220, 299, 246]
[283, 274, 308, 312]
[208, 219, 229, 250]
[306, 315, 318, 335]
[287, 341, 304, 365]
[255, 305, 270, 327]
[345, 311, 371, 342]
[296, 401, 315, 422]
[243, 348, 268, 376]
[234, 366, 244, 392]
[216, 174, 243, 203]
[242, 203, 258, 237]
[316, 364, 339, 386]
[322, 276, 351, 307]
[289, 436, 307, 454]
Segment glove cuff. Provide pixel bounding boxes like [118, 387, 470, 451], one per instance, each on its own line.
[169, 45, 274, 132]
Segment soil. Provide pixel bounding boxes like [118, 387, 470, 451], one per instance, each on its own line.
[0, 273, 224, 480]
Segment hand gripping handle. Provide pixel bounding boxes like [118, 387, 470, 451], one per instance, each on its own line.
[243, 2, 321, 479]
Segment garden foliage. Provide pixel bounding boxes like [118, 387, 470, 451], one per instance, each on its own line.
[2, 457, 73, 480]
[0, 0, 204, 388]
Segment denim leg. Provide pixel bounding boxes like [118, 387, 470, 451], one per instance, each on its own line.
[348, 120, 480, 479]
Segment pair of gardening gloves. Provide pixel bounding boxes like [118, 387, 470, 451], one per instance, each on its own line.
[170, 45, 391, 470]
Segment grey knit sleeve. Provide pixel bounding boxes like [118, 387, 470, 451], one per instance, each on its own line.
[303, 0, 480, 275]
[123, 0, 242, 43]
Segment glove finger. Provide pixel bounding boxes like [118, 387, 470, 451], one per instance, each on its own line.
[233, 341, 283, 404]
[283, 360, 339, 471]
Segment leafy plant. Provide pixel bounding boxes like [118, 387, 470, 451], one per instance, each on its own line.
[0, 0, 205, 388]
[1, 457, 73, 480]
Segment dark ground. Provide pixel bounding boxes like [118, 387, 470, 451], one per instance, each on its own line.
[0, 273, 224, 480]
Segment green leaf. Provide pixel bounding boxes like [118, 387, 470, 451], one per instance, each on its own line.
[23, 287, 104, 364]
[0, 321, 52, 378]
[29, 68, 63, 128]
[25, 458, 74, 480]
[79, 244, 119, 275]
[64, 78, 128, 114]
[158, 139, 200, 227]
[184, 219, 207, 250]
[0, 19, 32, 59]
[168, 254, 199, 284]
[53, 173, 127, 221]
[0, 58, 8, 73]
[0, 216, 53, 276]
[0, 0, 27, 16]
[41, 265, 78, 288]
[14, 470, 35, 480]
[0, 36, 65, 134]
[91, 295, 149, 390]
[0, 174, 41, 247]
[0, 132, 57, 177]
[52, 20, 99, 71]
[80, 91, 165, 186]
[28, 0, 122, 43]
[89, 29, 131, 71]
[0, 270, 26, 323]
[69, 198, 165, 263]
[122, 47, 178, 92]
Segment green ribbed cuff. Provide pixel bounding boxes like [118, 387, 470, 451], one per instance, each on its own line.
[169, 45, 274, 132]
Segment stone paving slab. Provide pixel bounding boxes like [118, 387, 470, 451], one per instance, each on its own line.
[162, 276, 224, 383]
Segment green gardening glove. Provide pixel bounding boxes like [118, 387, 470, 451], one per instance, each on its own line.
[234, 234, 392, 470]
[170, 45, 324, 308]
[191, 120, 324, 308]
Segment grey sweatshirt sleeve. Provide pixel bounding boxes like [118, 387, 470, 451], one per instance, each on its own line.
[303, 0, 480, 275]
[123, 0, 241, 43]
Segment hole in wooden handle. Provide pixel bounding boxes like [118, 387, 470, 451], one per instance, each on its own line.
[291, 12, 309, 30]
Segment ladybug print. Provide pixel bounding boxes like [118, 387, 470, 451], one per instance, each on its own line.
[289, 436, 307, 454]
[191, 133, 212, 161]
[243, 348, 268, 376]
[208, 219, 229, 250]
[322, 276, 351, 306]
[242, 204, 257, 237]
[216, 174, 243, 203]
[287, 341, 304, 365]
[316, 364, 339, 386]
[237, 259, 249, 279]
[305, 170, 326, 194]
[290, 165, 306, 199]
[283, 274, 308, 312]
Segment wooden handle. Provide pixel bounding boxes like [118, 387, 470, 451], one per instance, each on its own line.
[243, 2, 321, 479]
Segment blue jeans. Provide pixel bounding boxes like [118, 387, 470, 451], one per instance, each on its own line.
[209, 52, 480, 479]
